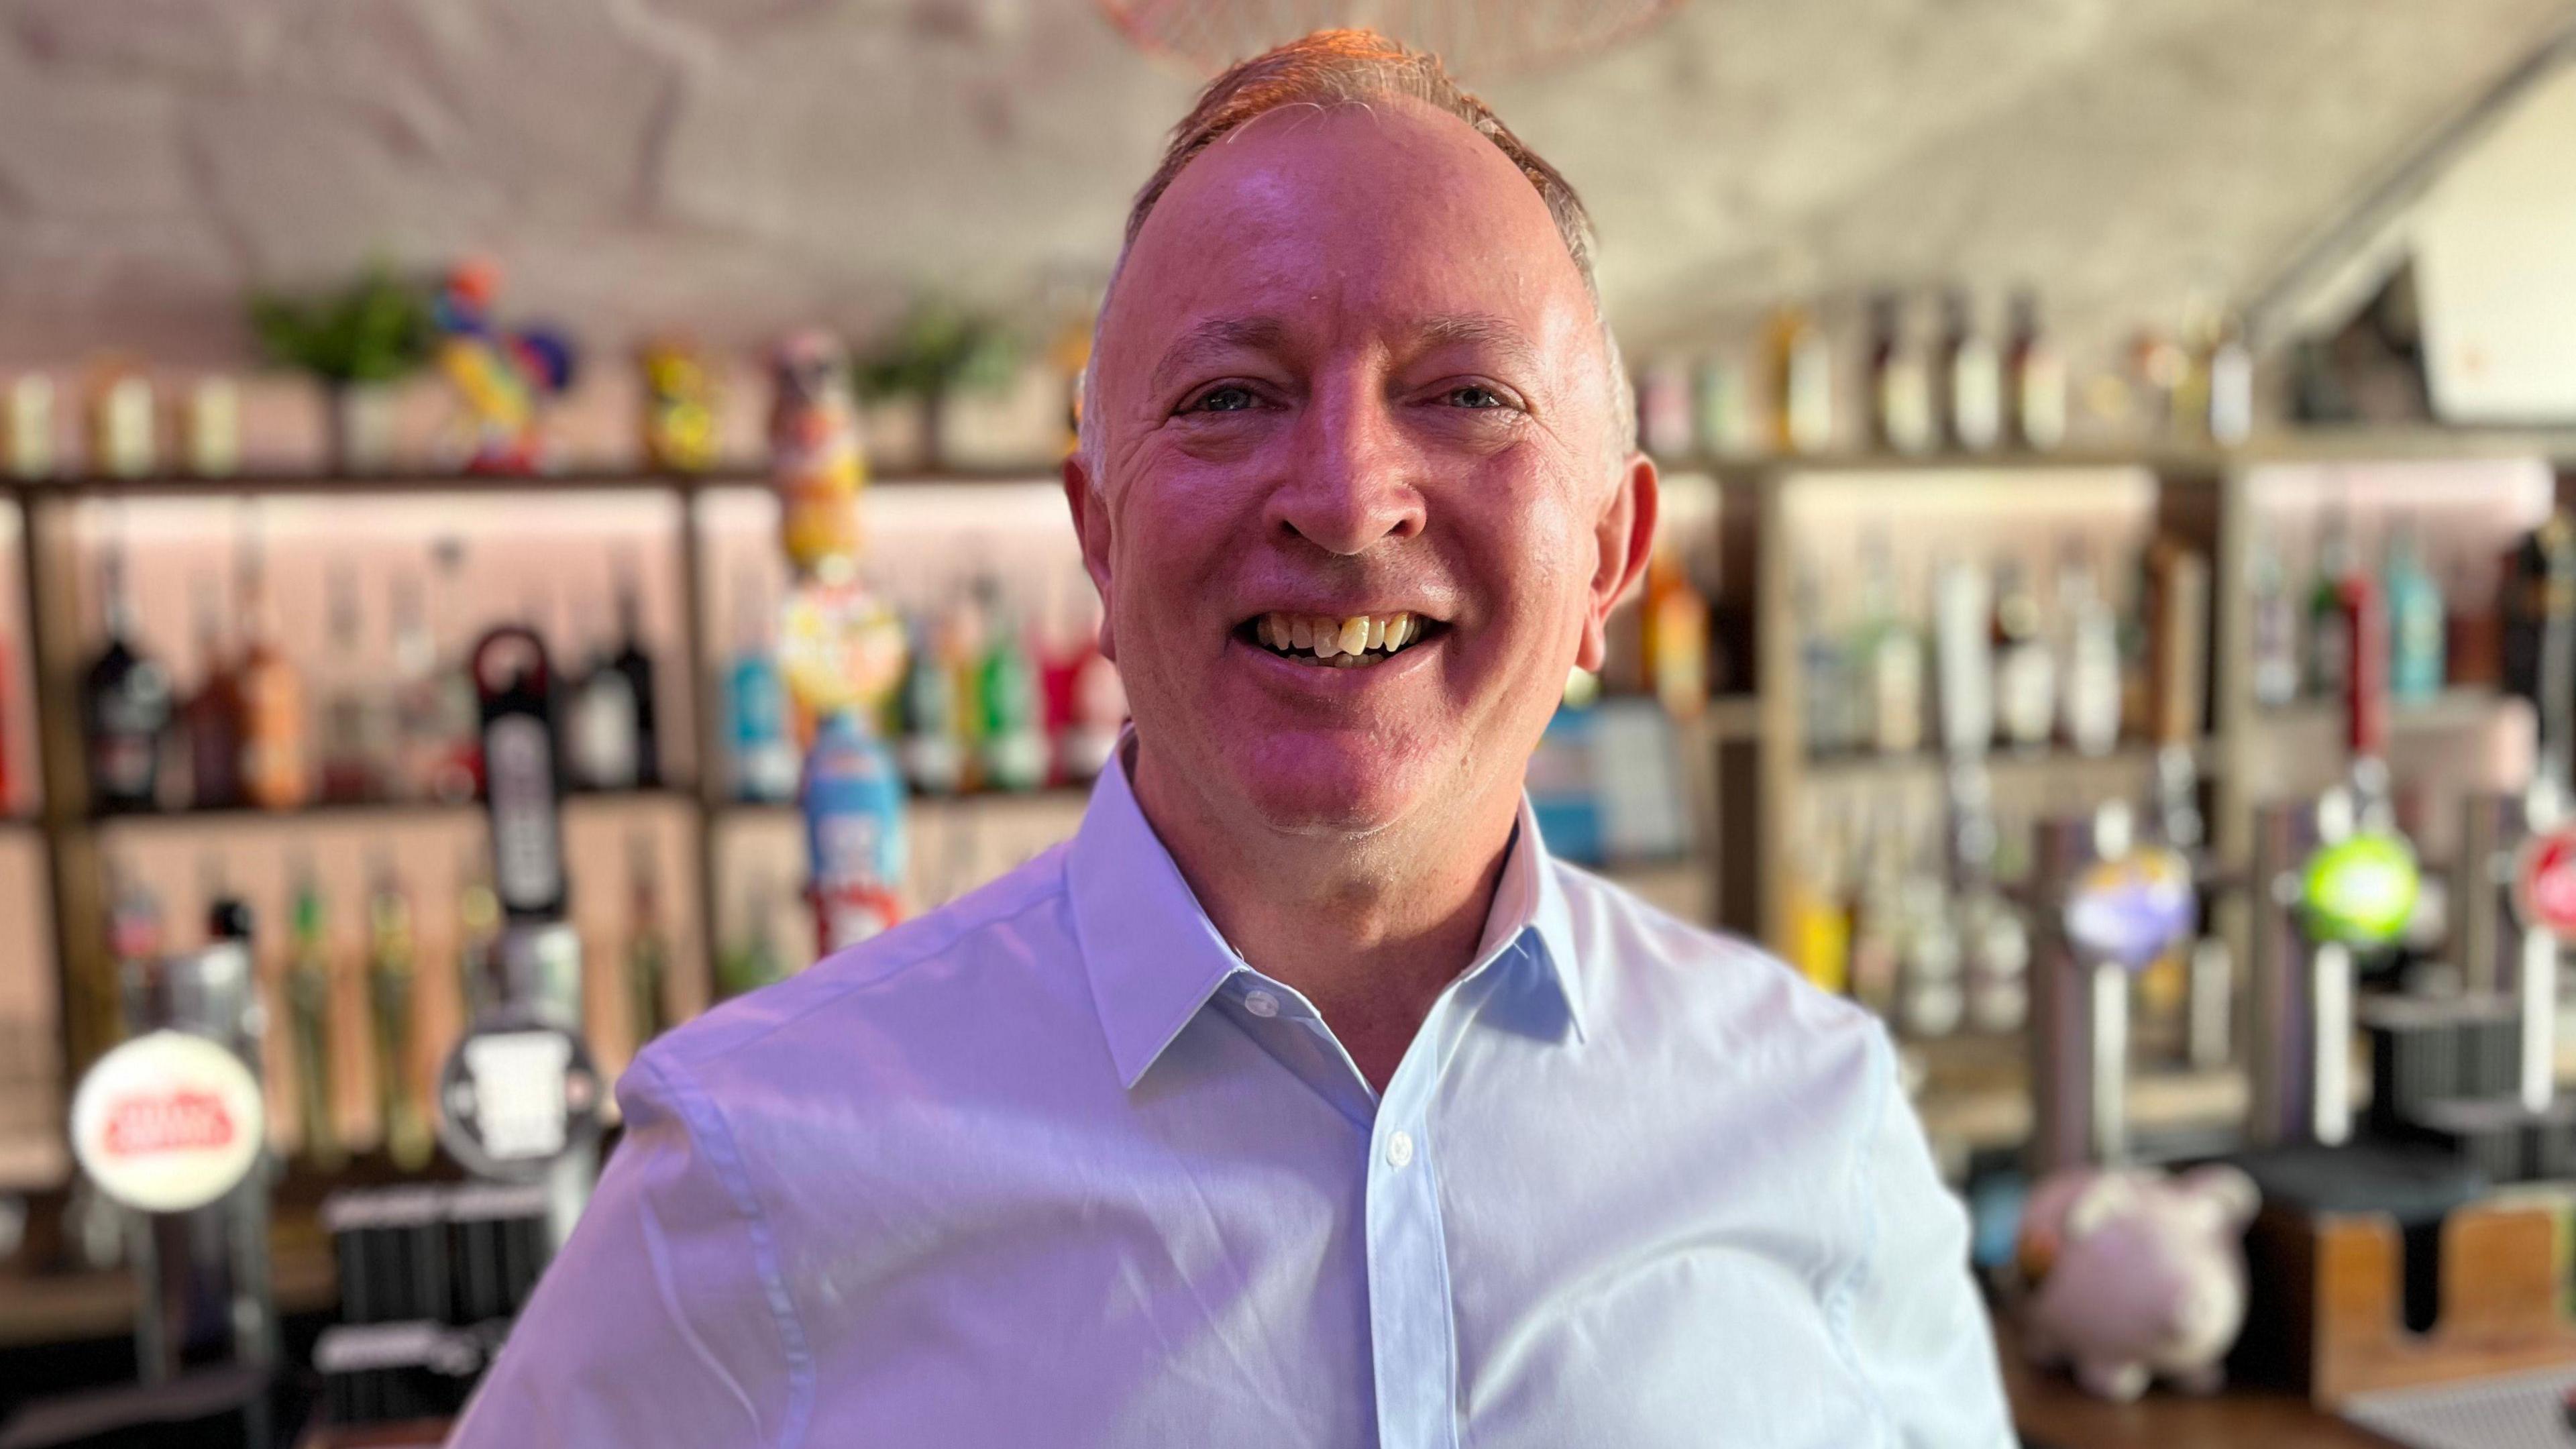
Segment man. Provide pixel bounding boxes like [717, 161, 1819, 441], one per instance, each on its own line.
[453, 30, 2012, 1447]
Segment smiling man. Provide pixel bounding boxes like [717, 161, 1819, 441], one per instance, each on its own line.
[451, 30, 2010, 1448]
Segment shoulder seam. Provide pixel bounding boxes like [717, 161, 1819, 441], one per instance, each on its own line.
[683, 853, 1073, 1070]
[639, 1051, 816, 1449]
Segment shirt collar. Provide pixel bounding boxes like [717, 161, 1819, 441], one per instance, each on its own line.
[1067, 742, 1587, 1089]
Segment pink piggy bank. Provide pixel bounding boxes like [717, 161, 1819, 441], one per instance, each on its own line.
[2013, 1164, 2261, 1402]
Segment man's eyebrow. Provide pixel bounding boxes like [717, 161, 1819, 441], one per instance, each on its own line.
[1148, 316, 1290, 397]
[1411, 313, 1542, 372]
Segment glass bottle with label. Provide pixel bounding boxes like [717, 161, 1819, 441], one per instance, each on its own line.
[179, 573, 242, 810]
[726, 578, 798, 803]
[286, 870, 343, 1170]
[1991, 559, 2055, 751]
[2249, 536, 2302, 707]
[1768, 304, 1833, 456]
[2004, 291, 2067, 452]
[2307, 507, 2357, 702]
[566, 596, 643, 793]
[1868, 292, 1934, 457]
[1937, 290, 2002, 454]
[1856, 538, 1925, 755]
[366, 860, 432, 1171]
[319, 566, 381, 804]
[609, 568, 660, 788]
[2056, 541, 2123, 756]
[2383, 519, 2447, 704]
[1796, 564, 1852, 754]
[81, 544, 171, 812]
[236, 539, 309, 811]
[625, 832, 671, 1049]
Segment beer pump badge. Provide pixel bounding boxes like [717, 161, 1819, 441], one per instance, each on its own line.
[2063, 846, 2196, 970]
[436, 1018, 604, 1181]
[71, 1030, 264, 1213]
[2516, 826, 2576, 942]
[2302, 833, 2420, 947]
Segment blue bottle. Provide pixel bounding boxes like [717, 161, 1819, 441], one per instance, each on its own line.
[802, 708, 907, 953]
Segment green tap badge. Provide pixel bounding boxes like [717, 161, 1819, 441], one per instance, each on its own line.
[2300, 831, 2419, 948]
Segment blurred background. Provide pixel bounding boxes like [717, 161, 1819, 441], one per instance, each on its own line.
[3, 2, 2576, 1446]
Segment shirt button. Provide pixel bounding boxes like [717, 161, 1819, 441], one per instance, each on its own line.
[1385, 1130, 1415, 1169]
[1242, 989, 1280, 1018]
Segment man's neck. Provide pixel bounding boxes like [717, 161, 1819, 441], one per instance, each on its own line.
[1130, 743, 1520, 1093]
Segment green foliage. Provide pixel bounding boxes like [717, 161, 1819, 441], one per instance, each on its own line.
[248, 265, 435, 386]
[856, 297, 1021, 400]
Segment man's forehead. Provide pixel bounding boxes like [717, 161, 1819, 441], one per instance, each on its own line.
[1145, 311, 1546, 387]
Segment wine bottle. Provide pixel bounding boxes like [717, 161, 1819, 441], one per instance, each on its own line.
[1866, 292, 1934, 457]
[319, 565, 381, 804]
[180, 574, 242, 810]
[237, 533, 310, 810]
[286, 871, 343, 1171]
[2383, 519, 2446, 703]
[1990, 559, 2055, 751]
[2004, 290, 2067, 452]
[2307, 507, 2356, 701]
[1937, 290, 2001, 454]
[81, 544, 172, 812]
[2249, 537, 2302, 707]
[725, 579, 798, 803]
[366, 861, 432, 1171]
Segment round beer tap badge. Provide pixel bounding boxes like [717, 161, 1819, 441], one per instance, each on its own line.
[2516, 826, 2576, 942]
[70, 1030, 265, 1214]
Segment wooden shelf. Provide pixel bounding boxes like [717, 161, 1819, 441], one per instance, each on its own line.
[0, 466, 1053, 500]
[82, 788, 699, 831]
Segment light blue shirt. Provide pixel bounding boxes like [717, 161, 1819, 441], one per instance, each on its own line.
[451, 757, 2011, 1447]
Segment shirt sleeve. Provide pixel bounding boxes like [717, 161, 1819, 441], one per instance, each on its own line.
[447, 1050, 802, 1448]
[1845, 1034, 2016, 1449]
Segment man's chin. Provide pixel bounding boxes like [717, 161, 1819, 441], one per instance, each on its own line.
[1229, 743, 1434, 840]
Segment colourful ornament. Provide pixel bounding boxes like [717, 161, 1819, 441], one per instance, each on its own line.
[770, 330, 865, 578]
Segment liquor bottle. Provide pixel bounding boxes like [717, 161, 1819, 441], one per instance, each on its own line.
[566, 597, 644, 792]
[625, 833, 671, 1049]
[2206, 313, 2254, 446]
[179, 574, 242, 810]
[1784, 810, 1852, 995]
[1058, 634, 1128, 785]
[1766, 304, 1833, 456]
[365, 861, 432, 1171]
[1931, 558, 1993, 756]
[1640, 549, 1711, 721]
[1936, 290, 2001, 453]
[718, 873, 788, 1000]
[319, 566, 382, 804]
[898, 616, 966, 794]
[2383, 519, 2447, 703]
[237, 541, 310, 810]
[2004, 290, 2067, 452]
[1693, 352, 1761, 461]
[580, 566, 661, 789]
[805, 709, 908, 953]
[722, 581, 798, 803]
[977, 592, 1050, 793]
[1635, 359, 1694, 460]
[1990, 559, 2055, 751]
[3, 374, 52, 479]
[1795, 565, 1851, 754]
[81, 545, 172, 812]
[90, 368, 156, 478]
[1854, 539, 1924, 755]
[1866, 292, 1934, 457]
[422, 537, 485, 802]
[2446, 553, 2502, 688]
[286, 870, 343, 1170]
[2306, 507, 2357, 701]
[1845, 806, 1905, 1017]
[2055, 541, 2122, 757]
[2248, 537, 2302, 707]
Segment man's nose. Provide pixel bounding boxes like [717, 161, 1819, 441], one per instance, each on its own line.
[1267, 395, 1428, 555]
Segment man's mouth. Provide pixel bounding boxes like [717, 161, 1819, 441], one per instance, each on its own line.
[1238, 610, 1444, 669]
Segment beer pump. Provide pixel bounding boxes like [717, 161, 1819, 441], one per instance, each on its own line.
[435, 626, 605, 1250]
[28, 898, 283, 1446]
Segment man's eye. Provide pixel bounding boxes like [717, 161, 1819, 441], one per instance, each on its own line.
[1187, 386, 1258, 413]
[1445, 385, 1507, 409]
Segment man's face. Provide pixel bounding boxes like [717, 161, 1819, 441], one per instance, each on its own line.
[1070, 99, 1654, 843]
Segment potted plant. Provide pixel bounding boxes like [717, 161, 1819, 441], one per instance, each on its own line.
[248, 264, 435, 472]
[856, 297, 1020, 472]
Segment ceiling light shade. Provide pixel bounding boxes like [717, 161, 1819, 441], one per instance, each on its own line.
[1097, 0, 1681, 80]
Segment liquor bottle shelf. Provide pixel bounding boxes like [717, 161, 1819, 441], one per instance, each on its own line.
[0, 465, 1054, 500]
[2250, 686, 2521, 737]
[80, 788, 700, 830]
[1801, 739, 2218, 786]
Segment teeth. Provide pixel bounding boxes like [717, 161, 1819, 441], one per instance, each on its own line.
[1251, 610, 1429, 663]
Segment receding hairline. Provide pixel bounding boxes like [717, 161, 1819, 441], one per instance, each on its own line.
[1081, 29, 1635, 479]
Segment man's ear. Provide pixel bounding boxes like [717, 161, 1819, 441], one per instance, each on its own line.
[1063, 453, 1118, 663]
[1574, 453, 1658, 673]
